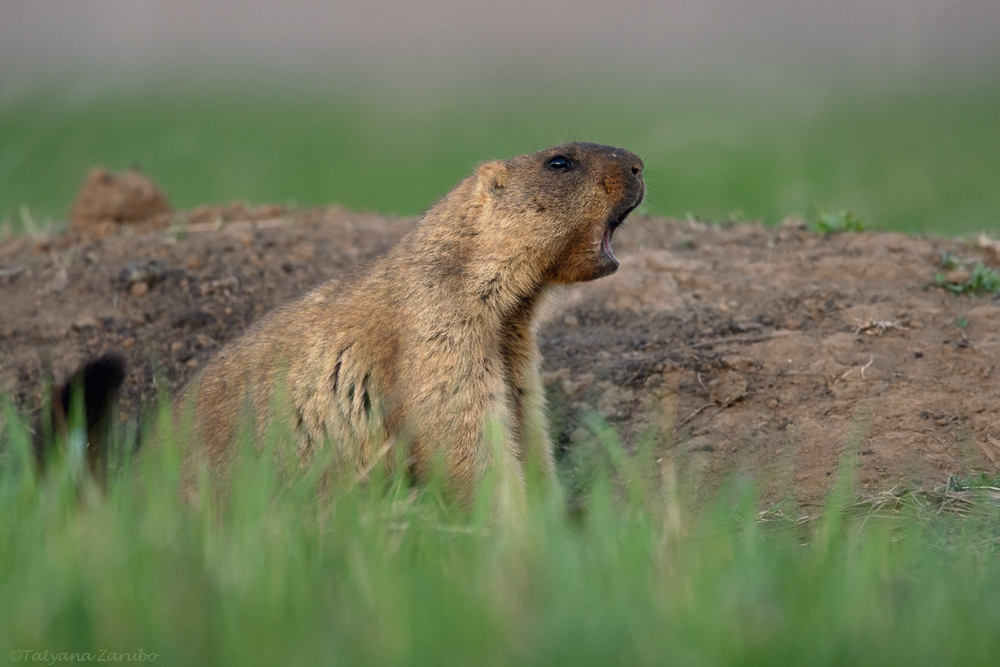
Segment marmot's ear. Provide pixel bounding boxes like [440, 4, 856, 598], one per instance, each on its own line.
[475, 160, 508, 196]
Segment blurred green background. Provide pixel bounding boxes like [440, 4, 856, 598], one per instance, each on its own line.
[2, 79, 998, 235]
[2, 1, 998, 235]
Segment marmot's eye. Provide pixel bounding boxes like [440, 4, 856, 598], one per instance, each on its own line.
[546, 156, 572, 172]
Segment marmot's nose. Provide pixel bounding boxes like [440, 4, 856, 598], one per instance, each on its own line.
[631, 159, 644, 178]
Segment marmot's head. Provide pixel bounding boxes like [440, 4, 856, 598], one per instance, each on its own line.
[474, 142, 645, 284]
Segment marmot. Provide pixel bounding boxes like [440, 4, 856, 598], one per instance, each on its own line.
[58, 143, 645, 516]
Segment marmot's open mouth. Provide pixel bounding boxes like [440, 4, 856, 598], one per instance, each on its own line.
[601, 194, 643, 264]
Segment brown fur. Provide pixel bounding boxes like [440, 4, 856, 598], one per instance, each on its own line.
[177, 143, 644, 515]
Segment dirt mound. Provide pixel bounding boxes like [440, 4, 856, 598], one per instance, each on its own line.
[68, 166, 173, 237]
[3, 192, 1000, 506]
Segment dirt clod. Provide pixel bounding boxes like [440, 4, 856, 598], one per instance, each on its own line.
[68, 167, 172, 236]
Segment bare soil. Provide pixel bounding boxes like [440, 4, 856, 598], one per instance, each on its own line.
[4, 174, 1000, 508]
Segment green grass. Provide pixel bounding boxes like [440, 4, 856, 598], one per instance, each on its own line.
[936, 260, 1000, 296]
[951, 471, 1000, 490]
[3, 402, 1000, 666]
[809, 209, 872, 235]
[2, 79, 999, 235]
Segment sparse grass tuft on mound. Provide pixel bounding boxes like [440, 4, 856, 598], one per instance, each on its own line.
[936, 260, 1000, 296]
[809, 209, 871, 235]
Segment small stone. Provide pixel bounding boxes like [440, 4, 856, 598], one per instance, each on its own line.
[708, 371, 749, 405]
[72, 316, 98, 331]
[120, 260, 165, 287]
[171, 309, 215, 329]
[129, 282, 149, 297]
[200, 276, 239, 296]
[683, 436, 715, 453]
[563, 315, 579, 328]
[722, 355, 755, 371]
[194, 333, 216, 348]
[943, 268, 971, 285]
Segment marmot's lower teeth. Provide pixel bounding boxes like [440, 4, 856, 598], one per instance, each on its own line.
[602, 227, 616, 261]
